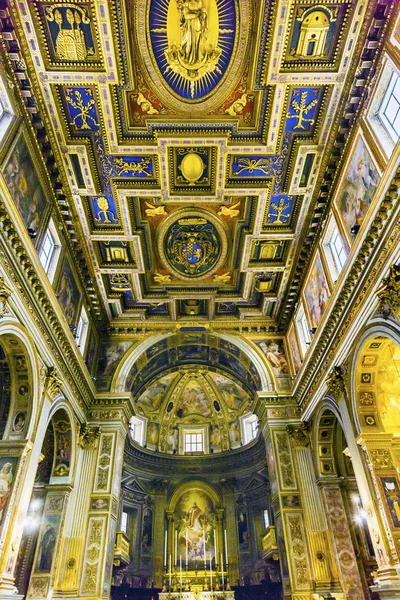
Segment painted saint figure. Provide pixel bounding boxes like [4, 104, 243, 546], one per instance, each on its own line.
[0, 462, 13, 525]
[188, 501, 202, 530]
[38, 524, 56, 571]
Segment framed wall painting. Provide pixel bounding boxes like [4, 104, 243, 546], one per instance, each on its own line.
[333, 131, 380, 246]
[302, 250, 331, 330]
[286, 323, 302, 375]
[1, 128, 51, 244]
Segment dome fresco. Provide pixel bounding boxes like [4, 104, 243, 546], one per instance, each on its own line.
[134, 369, 254, 454]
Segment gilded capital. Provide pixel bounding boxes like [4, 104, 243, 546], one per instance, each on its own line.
[0, 276, 13, 318]
[79, 424, 101, 450]
[287, 423, 309, 448]
[376, 264, 400, 319]
[326, 365, 346, 399]
[45, 366, 63, 398]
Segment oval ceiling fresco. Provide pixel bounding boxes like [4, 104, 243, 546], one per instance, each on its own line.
[149, 0, 237, 100]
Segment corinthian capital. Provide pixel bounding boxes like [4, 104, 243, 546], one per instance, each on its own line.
[287, 423, 309, 448]
[45, 366, 63, 398]
[326, 365, 346, 399]
[79, 424, 101, 450]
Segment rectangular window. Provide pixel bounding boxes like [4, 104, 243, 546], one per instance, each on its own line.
[380, 72, 400, 143]
[185, 432, 203, 453]
[121, 511, 128, 534]
[251, 419, 258, 438]
[296, 306, 311, 358]
[39, 229, 55, 273]
[0, 75, 14, 144]
[263, 510, 270, 529]
[129, 416, 145, 446]
[323, 215, 348, 282]
[331, 230, 346, 270]
[75, 306, 89, 354]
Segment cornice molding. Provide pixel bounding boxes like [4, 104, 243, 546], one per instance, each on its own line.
[277, 1, 394, 328]
[0, 215, 94, 411]
[0, 2, 105, 323]
[124, 434, 267, 477]
[297, 171, 400, 412]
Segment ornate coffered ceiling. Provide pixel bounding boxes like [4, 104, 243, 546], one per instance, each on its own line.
[2, 0, 390, 329]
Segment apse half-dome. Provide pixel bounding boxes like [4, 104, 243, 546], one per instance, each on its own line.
[129, 369, 258, 455]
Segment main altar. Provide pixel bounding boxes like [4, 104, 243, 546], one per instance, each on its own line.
[159, 586, 235, 600]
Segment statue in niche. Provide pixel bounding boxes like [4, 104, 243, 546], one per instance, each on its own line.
[141, 509, 153, 550]
[237, 508, 249, 548]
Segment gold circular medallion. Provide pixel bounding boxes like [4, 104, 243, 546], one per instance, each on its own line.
[180, 153, 205, 184]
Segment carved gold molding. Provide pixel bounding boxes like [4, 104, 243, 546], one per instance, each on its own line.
[0, 276, 13, 318]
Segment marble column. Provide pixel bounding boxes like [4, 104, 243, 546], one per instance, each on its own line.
[152, 489, 167, 587]
[357, 432, 400, 599]
[261, 401, 314, 600]
[79, 411, 128, 599]
[318, 478, 365, 599]
[27, 485, 72, 600]
[222, 480, 239, 587]
[0, 377, 56, 599]
[326, 366, 400, 597]
[52, 427, 100, 596]
[287, 424, 343, 598]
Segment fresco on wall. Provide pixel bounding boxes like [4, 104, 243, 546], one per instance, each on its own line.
[287, 325, 302, 372]
[174, 488, 216, 568]
[209, 424, 222, 453]
[176, 379, 211, 417]
[380, 477, 400, 528]
[2, 132, 48, 235]
[0, 457, 18, 533]
[228, 419, 241, 448]
[137, 373, 176, 412]
[146, 421, 160, 447]
[57, 258, 81, 325]
[141, 508, 153, 552]
[237, 507, 249, 549]
[336, 137, 379, 242]
[52, 416, 72, 477]
[85, 330, 97, 374]
[255, 339, 288, 377]
[167, 426, 179, 454]
[208, 373, 248, 411]
[304, 251, 330, 329]
[97, 341, 133, 377]
[36, 515, 60, 572]
[12, 412, 26, 434]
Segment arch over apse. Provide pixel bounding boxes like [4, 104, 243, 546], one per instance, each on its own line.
[112, 331, 275, 396]
[351, 322, 400, 435]
[0, 318, 40, 442]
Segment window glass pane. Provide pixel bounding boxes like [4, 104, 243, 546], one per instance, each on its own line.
[384, 96, 399, 123]
[393, 77, 400, 99]
[121, 512, 128, 533]
[393, 111, 400, 136]
[39, 230, 55, 272]
[263, 510, 269, 529]
[185, 432, 203, 452]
